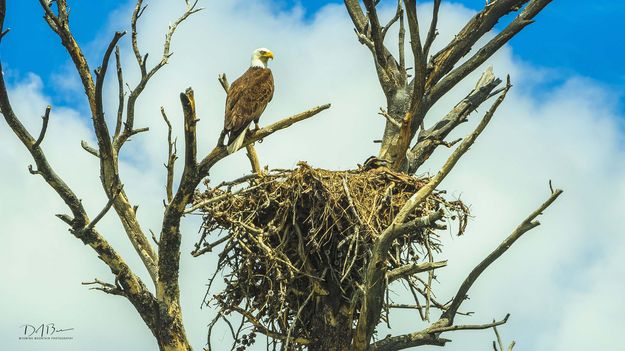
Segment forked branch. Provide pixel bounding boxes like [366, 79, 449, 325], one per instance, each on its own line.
[443, 187, 563, 321]
[370, 184, 561, 351]
[118, 0, 202, 149]
[428, 0, 552, 105]
[0, 4, 154, 324]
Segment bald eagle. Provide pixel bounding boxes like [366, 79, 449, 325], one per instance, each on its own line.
[222, 48, 275, 154]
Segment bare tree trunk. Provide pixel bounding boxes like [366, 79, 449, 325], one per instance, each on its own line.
[379, 88, 411, 163]
[308, 309, 352, 351]
[154, 309, 192, 351]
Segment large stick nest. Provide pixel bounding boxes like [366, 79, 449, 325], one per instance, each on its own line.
[193, 162, 468, 349]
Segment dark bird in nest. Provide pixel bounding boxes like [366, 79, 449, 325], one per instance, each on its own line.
[219, 48, 275, 154]
[361, 156, 388, 171]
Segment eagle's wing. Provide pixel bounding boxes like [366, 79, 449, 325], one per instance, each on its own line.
[224, 68, 274, 134]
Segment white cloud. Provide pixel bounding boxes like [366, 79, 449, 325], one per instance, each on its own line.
[1, 1, 623, 350]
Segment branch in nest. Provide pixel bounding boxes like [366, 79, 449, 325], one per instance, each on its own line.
[221, 302, 310, 346]
[191, 233, 231, 257]
[195, 165, 466, 350]
[354, 208, 446, 350]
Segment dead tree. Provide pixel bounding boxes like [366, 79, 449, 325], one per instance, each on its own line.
[0, 1, 561, 351]
[340, 0, 559, 349]
[192, 1, 560, 351]
[0, 1, 328, 350]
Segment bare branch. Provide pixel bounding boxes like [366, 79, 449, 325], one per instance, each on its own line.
[370, 332, 449, 351]
[38, 0, 96, 110]
[218, 73, 230, 92]
[398, 0, 406, 73]
[191, 233, 232, 257]
[131, 0, 148, 74]
[161, 107, 177, 204]
[82, 278, 125, 296]
[180, 88, 198, 177]
[379, 108, 401, 128]
[344, 0, 368, 32]
[245, 144, 263, 175]
[33, 105, 51, 148]
[370, 304, 510, 351]
[114, 46, 125, 139]
[81, 185, 124, 234]
[493, 323, 505, 351]
[94, 31, 126, 155]
[353, 209, 445, 350]
[398, 75, 510, 222]
[387, 260, 447, 283]
[362, 0, 387, 67]
[404, 0, 425, 79]
[81, 140, 100, 158]
[197, 103, 331, 177]
[443, 187, 563, 321]
[407, 67, 502, 172]
[0, 0, 8, 43]
[431, 314, 510, 334]
[381, 0, 402, 41]
[344, 0, 404, 95]
[150, 229, 160, 246]
[0, 74, 85, 225]
[423, 0, 441, 58]
[426, 0, 527, 89]
[118, 0, 201, 149]
[157, 87, 199, 303]
[0, 12, 155, 328]
[428, 0, 552, 105]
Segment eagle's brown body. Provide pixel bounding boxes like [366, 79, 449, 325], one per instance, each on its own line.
[224, 66, 274, 153]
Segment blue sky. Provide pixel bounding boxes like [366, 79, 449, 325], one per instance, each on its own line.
[2, 0, 624, 106]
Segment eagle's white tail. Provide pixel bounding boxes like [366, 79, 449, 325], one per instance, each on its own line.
[227, 129, 247, 154]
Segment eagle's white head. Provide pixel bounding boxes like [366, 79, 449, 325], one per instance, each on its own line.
[250, 47, 274, 69]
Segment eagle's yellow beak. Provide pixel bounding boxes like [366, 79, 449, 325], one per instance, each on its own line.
[263, 51, 274, 60]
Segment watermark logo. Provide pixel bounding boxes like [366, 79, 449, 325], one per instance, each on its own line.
[18, 323, 74, 341]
